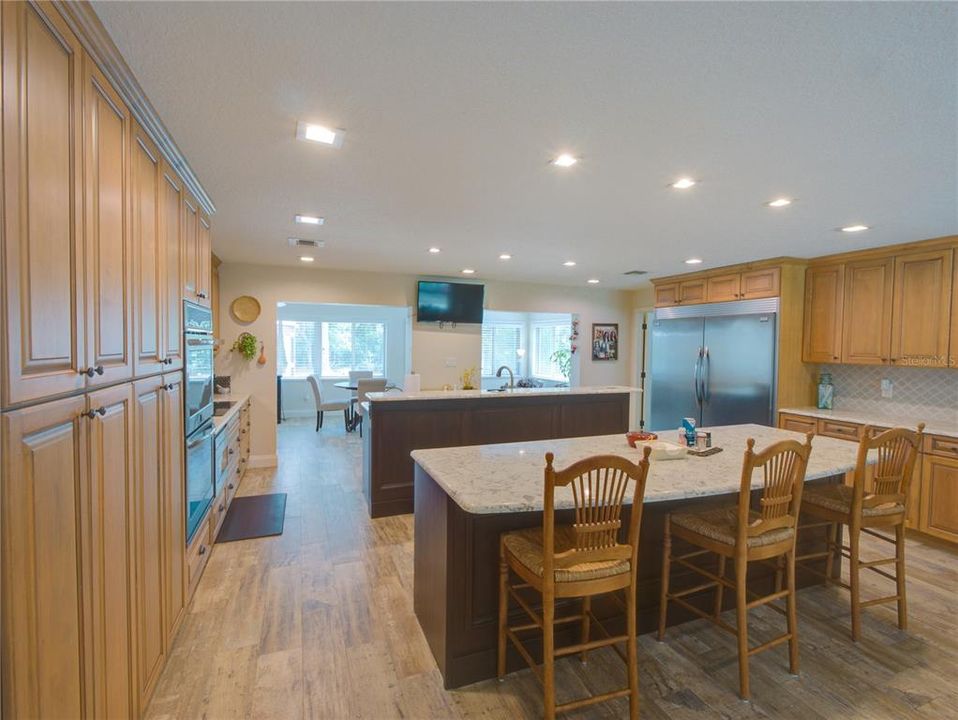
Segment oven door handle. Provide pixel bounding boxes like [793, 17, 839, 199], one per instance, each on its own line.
[187, 336, 215, 347]
[187, 426, 214, 449]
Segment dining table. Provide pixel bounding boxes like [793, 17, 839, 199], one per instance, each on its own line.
[333, 379, 400, 432]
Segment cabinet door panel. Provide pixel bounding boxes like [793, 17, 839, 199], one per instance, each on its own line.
[741, 267, 780, 299]
[197, 210, 212, 305]
[706, 273, 740, 303]
[182, 190, 199, 299]
[1, 396, 88, 719]
[1, 1, 85, 406]
[133, 378, 165, 705]
[920, 455, 958, 543]
[842, 258, 893, 364]
[891, 249, 953, 367]
[132, 123, 164, 376]
[951, 255, 958, 368]
[83, 59, 132, 386]
[161, 163, 184, 368]
[85, 383, 137, 718]
[654, 283, 678, 307]
[802, 264, 844, 363]
[163, 372, 187, 642]
[678, 279, 705, 304]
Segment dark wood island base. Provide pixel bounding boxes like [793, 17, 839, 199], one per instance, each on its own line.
[413, 465, 843, 690]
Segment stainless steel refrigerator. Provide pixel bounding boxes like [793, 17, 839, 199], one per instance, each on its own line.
[647, 298, 778, 431]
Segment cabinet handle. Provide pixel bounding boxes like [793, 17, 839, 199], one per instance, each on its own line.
[81, 367, 96, 378]
[832, 356, 839, 360]
[164, 383, 175, 391]
[228, 448, 234, 455]
[228, 483, 235, 490]
[83, 406, 107, 419]
[890, 358, 897, 363]
[162, 358, 173, 365]
[197, 291, 208, 299]
[94, 365, 104, 376]
[219, 503, 225, 513]
[199, 545, 207, 556]
[236, 467, 241, 475]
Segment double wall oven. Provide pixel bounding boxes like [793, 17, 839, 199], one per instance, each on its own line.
[184, 301, 215, 542]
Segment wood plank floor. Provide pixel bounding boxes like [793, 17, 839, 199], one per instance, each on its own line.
[145, 419, 958, 719]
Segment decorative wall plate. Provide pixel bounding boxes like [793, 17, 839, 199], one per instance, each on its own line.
[230, 295, 261, 323]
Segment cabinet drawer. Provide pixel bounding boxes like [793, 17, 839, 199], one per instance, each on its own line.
[818, 419, 861, 441]
[778, 413, 818, 434]
[924, 434, 958, 459]
[187, 524, 211, 598]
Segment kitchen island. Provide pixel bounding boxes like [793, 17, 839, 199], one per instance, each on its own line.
[361, 386, 637, 517]
[412, 424, 868, 689]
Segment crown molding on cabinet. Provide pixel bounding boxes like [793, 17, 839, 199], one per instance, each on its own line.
[651, 256, 805, 285]
[807, 234, 958, 266]
[53, 0, 216, 215]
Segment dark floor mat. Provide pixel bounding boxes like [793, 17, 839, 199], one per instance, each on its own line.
[215, 493, 287, 543]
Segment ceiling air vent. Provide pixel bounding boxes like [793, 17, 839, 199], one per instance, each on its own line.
[287, 238, 325, 249]
[623, 269, 648, 276]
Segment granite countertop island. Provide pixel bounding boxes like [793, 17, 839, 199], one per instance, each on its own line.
[411, 423, 868, 515]
[412, 423, 860, 689]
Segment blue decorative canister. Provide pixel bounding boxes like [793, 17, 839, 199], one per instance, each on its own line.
[817, 371, 834, 410]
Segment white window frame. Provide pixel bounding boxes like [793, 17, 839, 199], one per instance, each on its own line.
[319, 320, 387, 379]
[481, 321, 525, 378]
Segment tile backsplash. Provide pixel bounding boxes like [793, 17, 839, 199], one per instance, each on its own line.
[819, 364, 958, 424]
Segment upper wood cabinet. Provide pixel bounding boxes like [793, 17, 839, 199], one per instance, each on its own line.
[197, 209, 213, 306]
[182, 189, 200, 300]
[83, 57, 133, 388]
[133, 122, 165, 377]
[841, 257, 893, 364]
[802, 264, 844, 363]
[655, 265, 781, 307]
[161, 161, 185, 369]
[706, 273, 740, 303]
[890, 249, 953, 367]
[1, 395, 89, 719]
[1, 1, 86, 407]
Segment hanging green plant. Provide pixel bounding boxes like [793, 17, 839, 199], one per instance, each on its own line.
[232, 332, 258, 360]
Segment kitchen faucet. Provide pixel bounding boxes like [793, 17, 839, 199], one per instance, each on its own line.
[495, 365, 514, 389]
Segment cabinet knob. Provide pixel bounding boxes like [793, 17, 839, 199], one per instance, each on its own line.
[236, 468, 241, 475]
[164, 383, 175, 391]
[228, 483, 235, 490]
[228, 448, 234, 455]
[219, 503, 225, 512]
[832, 356, 839, 360]
[197, 291, 208, 299]
[83, 406, 107, 419]
[81, 367, 96, 377]
[163, 358, 173, 365]
[199, 545, 207, 556]
[94, 365, 104, 376]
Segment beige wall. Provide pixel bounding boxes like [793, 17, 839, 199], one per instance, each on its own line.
[216, 262, 637, 462]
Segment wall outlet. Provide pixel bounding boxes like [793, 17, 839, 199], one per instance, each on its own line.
[445, 357, 457, 368]
[880, 378, 894, 399]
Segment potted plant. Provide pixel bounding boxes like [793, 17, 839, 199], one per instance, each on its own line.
[232, 332, 258, 360]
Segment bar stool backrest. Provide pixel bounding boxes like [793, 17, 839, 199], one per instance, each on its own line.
[542, 448, 652, 582]
[739, 434, 814, 543]
[855, 424, 924, 513]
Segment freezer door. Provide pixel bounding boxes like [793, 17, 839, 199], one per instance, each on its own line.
[648, 317, 704, 431]
[701, 314, 776, 427]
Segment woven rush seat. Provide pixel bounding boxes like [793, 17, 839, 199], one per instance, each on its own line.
[502, 526, 631, 582]
[671, 505, 795, 547]
[803, 484, 904, 517]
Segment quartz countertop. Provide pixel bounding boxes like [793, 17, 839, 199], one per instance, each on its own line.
[212, 393, 249, 432]
[779, 406, 956, 439]
[367, 385, 639, 402]
[411, 423, 868, 514]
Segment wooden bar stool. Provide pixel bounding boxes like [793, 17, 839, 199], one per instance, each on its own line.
[658, 434, 814, 700]
[798, 424, 923, 641]
[497, 448, 651, 720]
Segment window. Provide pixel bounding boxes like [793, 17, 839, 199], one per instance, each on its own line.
[278, 320, 318, 378]
[531, 321, 571, 381]
[321, 322, 386, 377]
[481, 323, 522, 377]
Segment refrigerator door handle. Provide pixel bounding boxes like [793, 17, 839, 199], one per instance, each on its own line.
[702, 346, 711, 403]
[693, 347, 704, 404]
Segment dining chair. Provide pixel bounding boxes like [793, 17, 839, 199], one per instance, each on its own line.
[658, 433, 813, 700]
[797, 424, 923, 641]
[497, 448, 652, 720]
[347, 370, 374, 412]
[306, 375, 349, 432]
[354, 378, 387, 438]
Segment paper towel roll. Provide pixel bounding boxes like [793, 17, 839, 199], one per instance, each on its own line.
[403, 373, 421, 394]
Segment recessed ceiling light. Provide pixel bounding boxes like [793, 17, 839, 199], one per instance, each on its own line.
[499, 254, 512, 260]
[552, 154, 578, 168]
[685, 257, 703, 265]
[300, 256, 315, 263]
[296, 121, 344, 148]
[587, 279, 600, 284]
[461, 268, 475, 275]
[671, 177, 696, 190]
[840, 224, 870, 233]
[428, 247, 441, 254]
[295, 214, 324, 225]
[766, 198, 792, 208]
[563, 261, 577, 267]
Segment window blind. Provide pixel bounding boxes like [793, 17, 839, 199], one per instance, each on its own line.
[481, 324, 522, 377]
[531, 321, 571, 381]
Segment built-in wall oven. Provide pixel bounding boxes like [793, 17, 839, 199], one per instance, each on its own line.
[184, 301, 215, 542]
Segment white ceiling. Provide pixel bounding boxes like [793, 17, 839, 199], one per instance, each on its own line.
[93, 1, 958, 289]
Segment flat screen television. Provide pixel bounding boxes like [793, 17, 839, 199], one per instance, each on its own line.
[417, 281, 484, 323]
